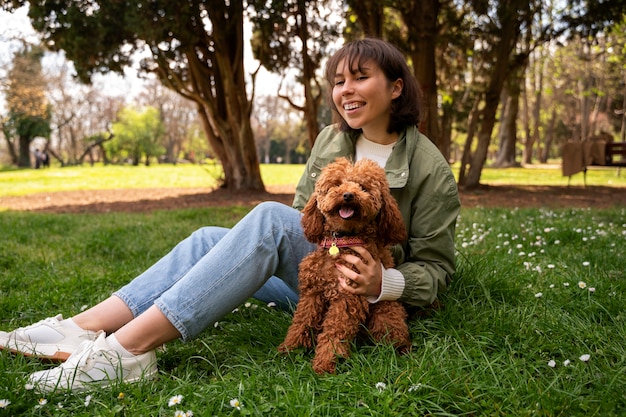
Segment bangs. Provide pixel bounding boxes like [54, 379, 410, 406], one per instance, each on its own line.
[325, 42, 380, 83]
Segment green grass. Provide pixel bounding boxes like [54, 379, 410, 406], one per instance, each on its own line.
[1, 162, 625, 198]
[0, 166, 625, 415]
[474, 164, 626, 187]
[0, 163, 306, 198]
[1, 207, 625, 415]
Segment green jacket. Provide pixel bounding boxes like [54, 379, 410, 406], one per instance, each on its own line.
[293, 124, 460, 307]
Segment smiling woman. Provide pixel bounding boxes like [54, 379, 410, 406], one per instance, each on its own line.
[0, 38, 461, 394]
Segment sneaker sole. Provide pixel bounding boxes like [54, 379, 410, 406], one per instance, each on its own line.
[32, 364, 159, 393]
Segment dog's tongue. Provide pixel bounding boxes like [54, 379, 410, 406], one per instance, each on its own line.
[339, 205, 354, 219]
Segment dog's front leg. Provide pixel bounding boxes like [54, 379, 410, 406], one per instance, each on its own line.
[279, 292, 325, 352]
[311, 295, 368, 374]
[365, 301, 412, 354]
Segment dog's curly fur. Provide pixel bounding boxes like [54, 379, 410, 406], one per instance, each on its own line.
[279, 157, 412, 374]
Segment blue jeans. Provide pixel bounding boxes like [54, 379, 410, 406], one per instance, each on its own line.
[113, 202, 317, 341]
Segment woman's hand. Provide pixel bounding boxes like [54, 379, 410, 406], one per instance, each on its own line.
[336, 246, 382, 297]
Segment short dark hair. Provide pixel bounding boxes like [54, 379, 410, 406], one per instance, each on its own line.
[324, 38, 423, 134]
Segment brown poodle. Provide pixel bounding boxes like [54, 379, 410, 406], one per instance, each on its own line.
[279, 157, 411, 374]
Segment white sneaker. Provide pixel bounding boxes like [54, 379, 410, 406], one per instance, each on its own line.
[27, 333, 158, 393]
[0, 314, 100, 361]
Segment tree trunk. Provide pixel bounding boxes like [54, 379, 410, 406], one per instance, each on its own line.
[2, 132, 19, 166]
[457, 97, 481, 186]
[181, 5, 260, 188]
[18, 135, 32, 168]
[347, 0, 385, 37]
[404, 0, 442, 153]
[296, 0, 322, 147]
[465, 95, 499, 187]
[440, 101, 453, 162]
[540, 107, 557, 163]
[526, 48, 544, 165]
[577, 40, 592, 141]
[521, 82, 533, 165]
[154, 0, 264, 191]
[621, 71, 626, 142]
[464, 3, 525, 188]
[494, 86, 519, 168]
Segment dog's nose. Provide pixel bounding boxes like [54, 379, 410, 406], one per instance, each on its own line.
[343, 192, 354, 202]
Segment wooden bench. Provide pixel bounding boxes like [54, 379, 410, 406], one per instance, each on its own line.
[562, 140, 625, 185]
[605, 142, 626, 166]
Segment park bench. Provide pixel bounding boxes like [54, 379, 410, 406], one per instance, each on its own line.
[562, 140, 625, 185]
[605, 142, 626, 167]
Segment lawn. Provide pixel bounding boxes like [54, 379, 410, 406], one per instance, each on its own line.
[0, 163, 305, 198]
[0, 165, 625, 416]
[1, 162, 625, 198]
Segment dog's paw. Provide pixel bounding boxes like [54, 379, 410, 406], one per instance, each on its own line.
[395, 340, 412, 355]
[312, 358, 336, 374]
[278, 342, 298, 353]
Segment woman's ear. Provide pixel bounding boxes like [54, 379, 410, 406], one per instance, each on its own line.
[391, 78, 404, 100]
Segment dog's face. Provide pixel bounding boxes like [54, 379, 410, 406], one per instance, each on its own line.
[301, 157, 407, 245]
[313, 157, 390, 235]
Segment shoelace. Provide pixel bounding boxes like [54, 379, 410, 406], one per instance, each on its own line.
[59, 340, 94, 371]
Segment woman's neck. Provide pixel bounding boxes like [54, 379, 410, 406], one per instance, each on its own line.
[362, 130, 398, 145]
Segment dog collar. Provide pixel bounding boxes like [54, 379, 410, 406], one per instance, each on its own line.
[319, 236, 365, 257]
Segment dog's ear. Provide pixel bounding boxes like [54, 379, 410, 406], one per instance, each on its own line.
[377, 189, 408, 246]
[301, 192, 325, 243]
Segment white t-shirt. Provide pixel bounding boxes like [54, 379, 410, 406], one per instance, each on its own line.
[354, 135, 405, 303]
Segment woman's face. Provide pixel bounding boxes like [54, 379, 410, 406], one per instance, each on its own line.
[332, 58, 403, 143]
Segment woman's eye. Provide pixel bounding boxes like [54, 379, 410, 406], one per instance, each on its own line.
[334, 80, 344, 86]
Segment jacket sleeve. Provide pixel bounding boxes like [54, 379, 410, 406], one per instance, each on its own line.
[393, 146, 460, 308]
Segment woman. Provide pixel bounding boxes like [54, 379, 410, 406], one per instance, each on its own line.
[0, 38, 460, 392]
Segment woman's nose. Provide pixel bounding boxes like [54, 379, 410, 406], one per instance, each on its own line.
[341, 80, 354, 95]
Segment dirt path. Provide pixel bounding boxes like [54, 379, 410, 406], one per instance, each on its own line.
[1, 184, 625, 213]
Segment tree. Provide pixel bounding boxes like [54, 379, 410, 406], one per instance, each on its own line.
[108, 106, 165, 166]
[1, 0, 263, 190]
[607, 19, 626, 142]
[253, 93, 310, 164]
[44, 57, 124, 166]
[136, 79, 200, 164]
[1, 44, 51, 167]
[395, 0, 441, 151]
[344, 0, 445, 156]
[458, 0, 532, 188]
[249, 0, 341, 147]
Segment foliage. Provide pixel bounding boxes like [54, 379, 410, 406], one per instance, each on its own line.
[1, 0, 626, 187]
[107, 106, 165, 166]
[560, 0, 626, 37]
[0, 203, 625, 415]
[44, 58, 124, 167]
[249, 0, 342, 146]
[1, 0, 263, 190]
[0, 43, 51, 167]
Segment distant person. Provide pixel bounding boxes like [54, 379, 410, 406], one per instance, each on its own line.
[0, 38, 460, 393]
[33, 148, 43, 169]
[41, 151, 50, 168]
